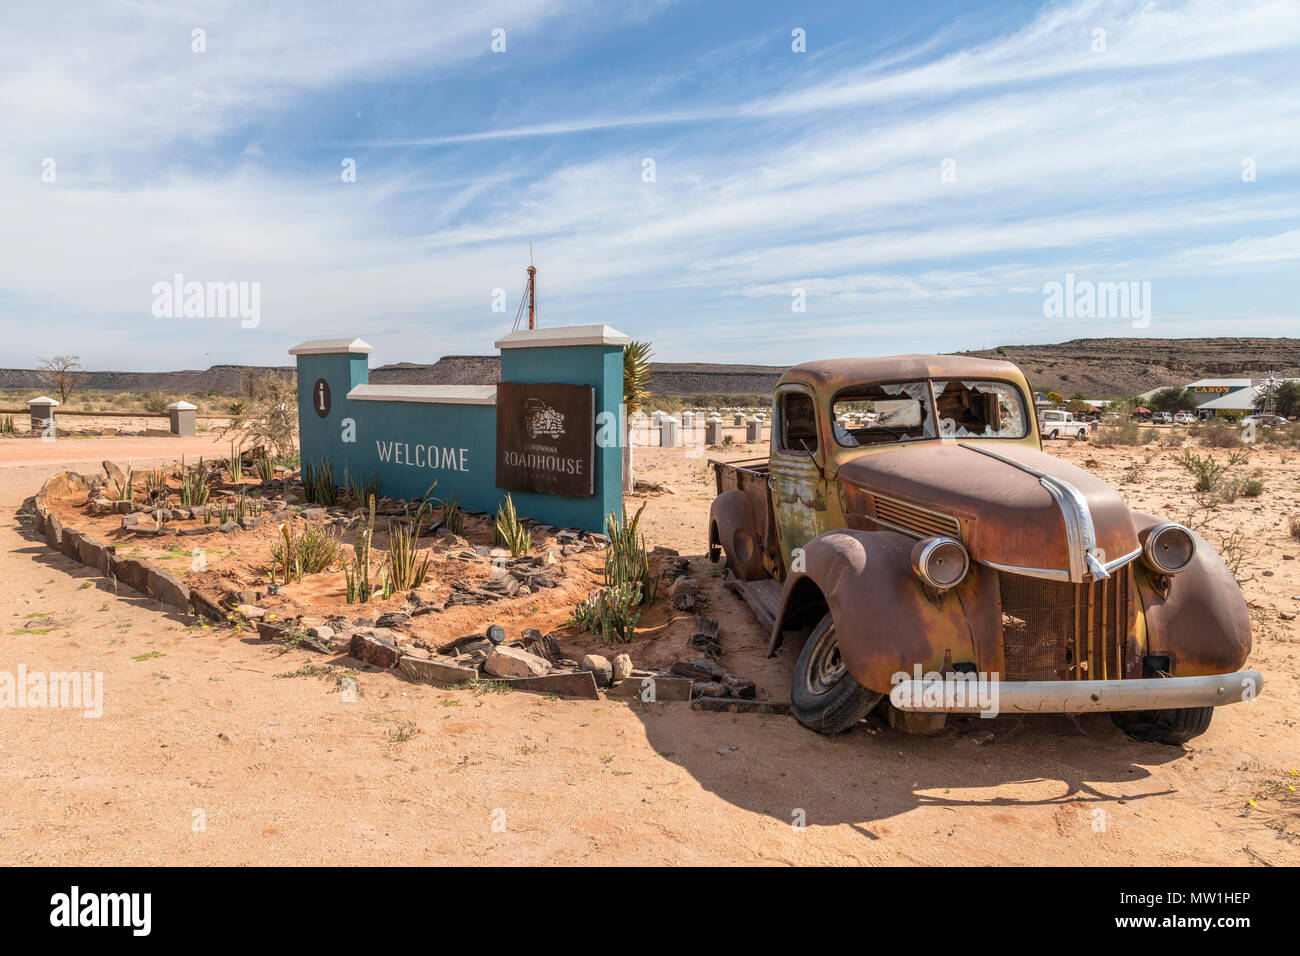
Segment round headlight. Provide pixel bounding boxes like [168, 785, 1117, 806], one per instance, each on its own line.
[911, 536, 969, 590]
[1142, 522, 1196, 574]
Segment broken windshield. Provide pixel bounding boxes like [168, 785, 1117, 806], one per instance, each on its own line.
[832, 379, 1028, 446]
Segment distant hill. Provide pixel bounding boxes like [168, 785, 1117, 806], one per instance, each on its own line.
[0, 364, 294, 394]
[2, 337, 1296, 400]
[960, 337, 1300, 397]
[369, 357, 789, 396]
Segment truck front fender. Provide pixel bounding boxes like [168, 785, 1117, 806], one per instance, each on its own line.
[1131, 511, 1251, 676]
[767, 529, 1001, 694]
[709, 489, 766, 581]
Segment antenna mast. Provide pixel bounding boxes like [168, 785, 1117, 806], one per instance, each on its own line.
[527, 242, 537, 330]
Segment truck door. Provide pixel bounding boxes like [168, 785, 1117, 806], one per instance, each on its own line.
[769, 385, 831, 571]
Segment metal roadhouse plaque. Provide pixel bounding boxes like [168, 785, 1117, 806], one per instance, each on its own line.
[495, 381, 595, 497]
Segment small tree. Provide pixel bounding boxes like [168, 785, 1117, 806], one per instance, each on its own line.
[37, 355, 84, 404]
[1066, 398, 1090, 416]
[622, 341, 653, 495]
[1149, 386, 1197, 413]
[225, 371, 298, 461]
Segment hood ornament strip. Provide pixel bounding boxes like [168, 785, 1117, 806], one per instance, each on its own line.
[958, 443, 1106, 583]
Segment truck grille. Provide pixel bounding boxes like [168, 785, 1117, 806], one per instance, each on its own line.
[998, 568, 1134, 681]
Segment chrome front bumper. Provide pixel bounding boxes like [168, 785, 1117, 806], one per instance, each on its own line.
[890, 670, 1263, 715]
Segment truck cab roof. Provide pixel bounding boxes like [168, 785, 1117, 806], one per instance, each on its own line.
[778, 355, 1025, 391]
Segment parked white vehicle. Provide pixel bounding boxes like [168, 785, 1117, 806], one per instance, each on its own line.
[1173, 411, 1196, 425]
[1038, 409, 1089, 439]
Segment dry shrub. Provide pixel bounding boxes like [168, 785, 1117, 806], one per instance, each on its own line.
[1197, 420, 1244, 448]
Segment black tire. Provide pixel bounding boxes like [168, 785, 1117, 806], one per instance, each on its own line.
[790, 613, 882, 735]
[1111, 706, 1213, 745]
[1047, 429, 1059, 439]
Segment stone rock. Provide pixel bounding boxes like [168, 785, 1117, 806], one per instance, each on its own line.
[145, 565, 191, 611]
[218, 520, 240, 533]
[108, 555, 148, 594]
[484, 645, 551, 679]
[238, 516, 262, 530]
[611, 653, 633, 682]
[669, 576, 699, 597]
[522, 631, 562, 664]
[400, 655, 480, 684]
[723, 674, 757, 699]
[90, 497, 115, 515]
[308, 625, 335, 643]
[234, 604, 267, 619]
[693, 680, 729, 698]
[580, 653, 614, 686]
[190, 589, 225, 621]
[302, 507, 327, 520]
[350, 630, 401, 668]
[113, 500, 134, 514]
[375, 611, 411, 629]
[671, 658, 725, 681]
[102, 460, 127, 486]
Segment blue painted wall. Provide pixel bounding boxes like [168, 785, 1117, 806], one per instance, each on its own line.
[500, 343, 624, 531]
[294, 340, 623, 533]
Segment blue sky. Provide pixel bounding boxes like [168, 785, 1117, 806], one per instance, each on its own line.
[1, 0, 1297, 370]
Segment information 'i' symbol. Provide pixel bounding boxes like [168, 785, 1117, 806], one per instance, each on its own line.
[313, 378, 331, 418]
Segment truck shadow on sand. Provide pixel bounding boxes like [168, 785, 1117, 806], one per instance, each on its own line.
[629, 691, 1186, 829]
[630, 550, 1190, 827]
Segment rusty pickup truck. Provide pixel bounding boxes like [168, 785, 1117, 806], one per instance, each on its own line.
[708, 355, 1260, 742]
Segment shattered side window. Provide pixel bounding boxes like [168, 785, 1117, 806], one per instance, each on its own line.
[934, 380, 1028, 439]
[832, 381, 935, 446]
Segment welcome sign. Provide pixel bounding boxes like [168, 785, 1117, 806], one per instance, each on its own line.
[291, 325, 627, 533]
[496, 381, 595, 497]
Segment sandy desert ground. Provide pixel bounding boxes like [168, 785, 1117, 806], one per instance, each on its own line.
[1, 428, 1297, 866]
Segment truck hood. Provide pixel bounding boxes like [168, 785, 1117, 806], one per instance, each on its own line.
[837, 442, 1139, 580]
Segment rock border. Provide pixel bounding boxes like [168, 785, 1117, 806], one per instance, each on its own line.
[27, 471, 199, 615]
[24, 469, 790, 717]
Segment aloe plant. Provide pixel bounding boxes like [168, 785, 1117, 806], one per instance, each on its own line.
[493, 493, 531, 557]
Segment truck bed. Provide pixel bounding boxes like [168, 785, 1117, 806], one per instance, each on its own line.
[709, 455, 780, 581]
[709, 455, 769, 496]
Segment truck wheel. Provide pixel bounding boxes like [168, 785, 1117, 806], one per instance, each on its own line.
[1047, 429, 1059, 440]
[791, 613, 882, 735]
[1111, 707, 1213, 745]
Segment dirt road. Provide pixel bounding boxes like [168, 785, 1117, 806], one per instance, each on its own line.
[0, 435, 1296, 865]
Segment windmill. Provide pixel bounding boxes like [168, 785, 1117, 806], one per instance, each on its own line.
[1258, 370, 1282, 417]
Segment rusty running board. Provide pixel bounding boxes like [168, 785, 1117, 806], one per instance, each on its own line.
[724, 570, 784, 634]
